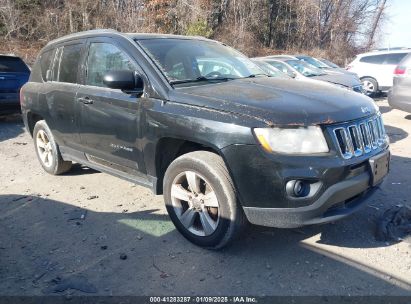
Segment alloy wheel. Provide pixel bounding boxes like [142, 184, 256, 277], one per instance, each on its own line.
[171, 171, 220, 236]
[36, 130, 53, 167]
[362, 80, 375, 93]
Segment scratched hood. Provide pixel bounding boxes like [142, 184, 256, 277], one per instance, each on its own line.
[170, 77, 377, 126]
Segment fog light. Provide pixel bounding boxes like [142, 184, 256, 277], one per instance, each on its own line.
[294, 181, 304, 196]
[286, 180, 310, 198]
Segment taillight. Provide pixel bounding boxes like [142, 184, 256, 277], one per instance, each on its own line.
[394, 65, 407, 75]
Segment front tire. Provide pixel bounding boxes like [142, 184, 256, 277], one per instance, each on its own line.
[163, 151, 246, 249]
[33, 120, 72, 175]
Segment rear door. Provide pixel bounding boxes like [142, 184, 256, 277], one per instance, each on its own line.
[76, 37, 145, 174]
[359, 54, 387, 86]
[47, 40, 86, 148]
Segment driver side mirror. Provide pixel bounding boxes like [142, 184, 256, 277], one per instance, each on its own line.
[103, 70, 144, 96]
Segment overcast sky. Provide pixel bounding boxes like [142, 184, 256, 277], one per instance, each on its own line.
[379, 0, 411, 48]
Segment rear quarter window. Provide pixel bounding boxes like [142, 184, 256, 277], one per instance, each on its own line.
[384, 53, 409, 65]
[0, 56, 30, 73]
[401, 53, 411, 66]
[39, 49, 55, 81]
[359, 54, 387, 64]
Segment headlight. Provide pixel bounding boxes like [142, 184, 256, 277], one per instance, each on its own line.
[254, 126, 329, 154]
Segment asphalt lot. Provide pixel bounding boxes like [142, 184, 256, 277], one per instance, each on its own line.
[0, 98, 410, 296]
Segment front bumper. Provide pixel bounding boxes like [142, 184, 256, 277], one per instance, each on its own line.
[221, 144, 388, 228]
[243, 171, 378, 228]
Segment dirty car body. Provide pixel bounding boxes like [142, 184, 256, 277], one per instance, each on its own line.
[21, 30, 390, 244]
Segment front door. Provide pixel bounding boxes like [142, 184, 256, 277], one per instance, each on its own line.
[76, 39, 145, 174]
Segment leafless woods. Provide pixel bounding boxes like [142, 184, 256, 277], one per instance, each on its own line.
[0, 0, 388, 64]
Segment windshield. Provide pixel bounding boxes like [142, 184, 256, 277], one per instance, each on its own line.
[286, 60, 326, 77]
[0, 56, 30, 73]
[137, 39, 266, 85]
[320, 58, 340, 68]
[298, 56, 329, 69]
[252, 60, 291, 79]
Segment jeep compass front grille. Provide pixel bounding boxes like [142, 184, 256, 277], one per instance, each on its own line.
[331, 114, 387, 159]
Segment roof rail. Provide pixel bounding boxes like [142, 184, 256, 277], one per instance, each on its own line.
[46, 29, 119, 45]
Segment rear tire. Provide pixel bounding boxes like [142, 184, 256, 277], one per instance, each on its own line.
[163, 151, 247, 249]
[361, 77, 379, 97]
[33, 120, 72, 175]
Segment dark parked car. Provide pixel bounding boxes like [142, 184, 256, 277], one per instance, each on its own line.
[388, 53, 411, 113]
[0, 54, 30, 115]
[21, 30, 390, 249]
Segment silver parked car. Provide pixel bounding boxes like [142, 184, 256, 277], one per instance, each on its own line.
[251, 59, 292, 79]
[258, 56, 364, 93]
[295, 55, 357, 76]
[388, 53, 411, 113]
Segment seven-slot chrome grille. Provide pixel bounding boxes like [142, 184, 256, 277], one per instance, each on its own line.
[331, 114, 387, 159]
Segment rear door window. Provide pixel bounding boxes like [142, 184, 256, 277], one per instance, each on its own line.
[0, 56, 29, 73]
[359, 54, 387, 64]
[54, 44, 83, 83]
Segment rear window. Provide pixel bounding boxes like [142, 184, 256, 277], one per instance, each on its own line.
[359, 54, 386, 64]
[0, 56, 30, 73]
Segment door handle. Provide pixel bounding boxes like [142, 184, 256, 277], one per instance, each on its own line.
[78, 97, 93, 104]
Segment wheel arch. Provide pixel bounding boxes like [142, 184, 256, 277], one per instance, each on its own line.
[26, 111, 45, 137]
[154, 137, 226, 195]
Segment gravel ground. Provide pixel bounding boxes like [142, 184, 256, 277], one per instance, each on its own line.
[0, 98, 410, 297]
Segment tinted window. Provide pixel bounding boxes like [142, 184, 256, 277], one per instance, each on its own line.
[86, 43, 136, 87]
[0, 56, 29, 73]
[360, 54, 387, 64]
[39, 50, 54, 81]
[55, 44, 82, 83]
[384, 53, 408, 65]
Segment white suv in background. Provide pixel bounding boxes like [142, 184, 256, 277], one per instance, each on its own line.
[347, 49, 411, 96]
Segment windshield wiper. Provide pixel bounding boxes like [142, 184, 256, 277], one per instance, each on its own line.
[170, 76, 237, 85]
[242, 73, 268, 78]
